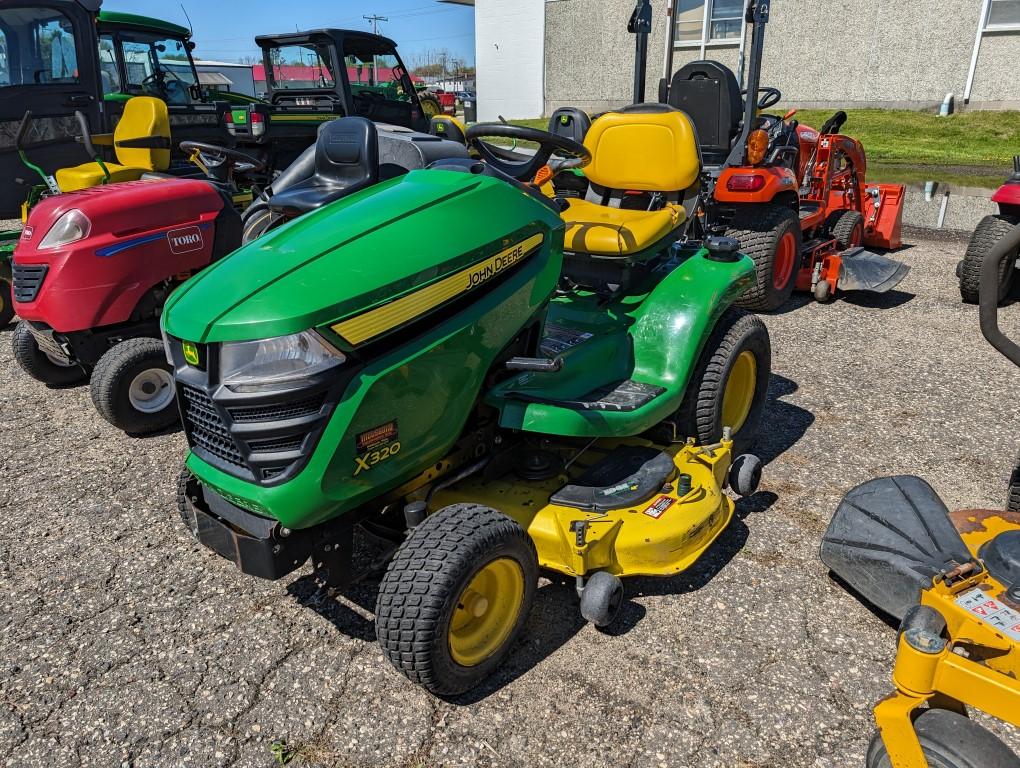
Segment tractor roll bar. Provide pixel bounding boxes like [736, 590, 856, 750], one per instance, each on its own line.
[725, 0, 770, 167]
[979, 221, 1020, 367]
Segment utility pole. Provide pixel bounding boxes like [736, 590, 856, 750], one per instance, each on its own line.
[363, 14, 387, 34]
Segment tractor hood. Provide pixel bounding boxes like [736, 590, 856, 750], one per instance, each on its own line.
[163, 170, 564, 344]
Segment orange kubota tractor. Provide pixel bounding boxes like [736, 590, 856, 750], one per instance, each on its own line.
[659, 0, 908, 310]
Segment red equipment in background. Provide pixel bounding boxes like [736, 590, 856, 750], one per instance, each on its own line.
[957, 156, 1020, 304]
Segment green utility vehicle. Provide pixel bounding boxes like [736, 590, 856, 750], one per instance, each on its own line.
[165, 115, 771, 695]
[223, 29, 440, 177]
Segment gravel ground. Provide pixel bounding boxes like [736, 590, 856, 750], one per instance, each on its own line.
[1, 230, 1019, 768]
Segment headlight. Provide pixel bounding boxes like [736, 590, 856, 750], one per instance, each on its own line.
[38, 209, 91, 250]
[220, 331, 345, 393]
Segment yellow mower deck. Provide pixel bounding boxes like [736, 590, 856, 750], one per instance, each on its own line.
[432, 437, 734, 579]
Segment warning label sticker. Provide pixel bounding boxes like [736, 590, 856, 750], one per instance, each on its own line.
[540, 324, 594, 357]
[955, 588, 1020, 642]
[642, 495, 676, 520]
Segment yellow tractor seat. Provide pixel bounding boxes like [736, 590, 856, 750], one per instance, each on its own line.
[562, 199, 686, 256]
[562, 108, 701, 257]
[56, 96, 172, 193]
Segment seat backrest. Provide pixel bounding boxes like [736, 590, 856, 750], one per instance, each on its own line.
[113, 96, 171, 171]
[582, 106, 700, 193]
[429, 115, 467, 145]
[667, 60, 742, 165]
[548, 107, 591, 145]
[314, 116, 379, 188]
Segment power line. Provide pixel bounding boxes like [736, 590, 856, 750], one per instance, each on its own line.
[363, 14, 388, 35]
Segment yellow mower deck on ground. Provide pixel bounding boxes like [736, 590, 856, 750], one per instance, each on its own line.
[874, 509, 1020, 767]
[432, 437, 734, 580]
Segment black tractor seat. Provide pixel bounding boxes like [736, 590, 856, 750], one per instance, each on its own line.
[666, 59, 742, 167]
[268, 117, 379, 217]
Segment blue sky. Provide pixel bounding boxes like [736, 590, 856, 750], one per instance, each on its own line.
[116, 1, 475, 66]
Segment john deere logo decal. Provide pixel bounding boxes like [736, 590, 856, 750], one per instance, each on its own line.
[167, 226, 204, 254]
[182, 341, 200, 366]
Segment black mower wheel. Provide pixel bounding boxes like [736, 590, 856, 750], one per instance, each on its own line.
[90, 338, 178, 435]
[826, 209, 865, 250]
[376, 503, 538, 696]
[579, 571, 624, 628]
[866, 708, 1020, 768]
[727, 454, 763, 497]
[675, 308, 771, 455]
[727, 204, 801, 312]
[959, 213, 1019, 305]
[11, 321, 87, 386]
[1007, 451, 1020, 513]
[0, 278, 14, 328]
[241, 203, 287, 244]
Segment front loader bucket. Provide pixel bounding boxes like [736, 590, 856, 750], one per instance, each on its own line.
[862, 183, 904, 249]
[820, 476, 973, 621]
[838, 247, 910, 293]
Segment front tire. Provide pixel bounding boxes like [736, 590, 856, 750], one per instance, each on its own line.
[727, 204, 802, 312]
[675, 308, 772, 455]
[376, 503, 538, 696]
[419, 95, 442, 120]
[11, 322, 86, 386]
[90, 338, 178, 435]
[959, 214, 1019, 305]
[0, 278, 13, 328]
[866, 708, 1020, 768]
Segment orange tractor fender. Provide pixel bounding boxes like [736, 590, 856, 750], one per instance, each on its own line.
[713, 166, 798, 205]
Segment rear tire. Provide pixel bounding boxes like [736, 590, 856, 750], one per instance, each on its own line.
[959, 214, 1019, 305]
[90, 338, 178, 435]
[827, 209, 865, 250]
[241, 203, 287, 244]
[675, 308, 772, 455]
[11, 321, 86, 386]
[376, 503, 538, 696]
[866, 708, 1020, 768]
[727, 205, 801, 311]
[0, 278, 13, 328]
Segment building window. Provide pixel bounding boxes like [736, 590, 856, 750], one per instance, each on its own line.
[987, 0, 1020, 29]
[675, 0, 743, 45]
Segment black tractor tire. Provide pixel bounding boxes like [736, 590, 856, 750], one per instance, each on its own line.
[419, 95, 442, 120]
[827, 209, 865, 250]
[11, 321, 86, 386]
[959, 213, 1020, 305]
[0, 278, 14, 328]
[727, 204, 802, 311]
[241, 202, 287, 244]
[866, 708, 1020, 768]
[675, 307, 772, 455]
[90, 338, 178, 435]
[1007, 451, 1020, 513]
[579, 571, 624, 628]
[376, 503, 538, 697]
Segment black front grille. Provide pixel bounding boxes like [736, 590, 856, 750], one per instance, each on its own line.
[12, 264, 48, 303]
[248, 436, 305, 454]
[229, 394, 326, 423]
[180, 384, 246, 469]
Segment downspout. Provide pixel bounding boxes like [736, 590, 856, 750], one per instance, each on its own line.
[699, 0, 711, 59]
[964, 0, 991, 104]
[661, 0, 676, 96]
[736, 9, 749, 86]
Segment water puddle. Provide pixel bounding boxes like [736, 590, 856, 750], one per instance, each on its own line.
[869, 163, 1004, 233]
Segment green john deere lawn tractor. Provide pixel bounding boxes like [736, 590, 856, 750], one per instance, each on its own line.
[164, 112, 772, 695]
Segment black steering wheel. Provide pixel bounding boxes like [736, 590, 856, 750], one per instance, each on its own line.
[465, 123, 590, 181]
[756, 87, 782, 111]
[180, 141, 265, 182]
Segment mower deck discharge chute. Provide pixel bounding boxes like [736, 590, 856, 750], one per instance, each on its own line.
[822, 222, 1020, 768]
[166, 112, 771, 695]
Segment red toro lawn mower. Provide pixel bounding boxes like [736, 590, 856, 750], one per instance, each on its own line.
[958, 155, 1020, 304]
[658, 0, 908, 310]
[10, 139, 260, 435]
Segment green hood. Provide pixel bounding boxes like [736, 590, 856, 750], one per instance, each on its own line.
[163, 170, 562, 344]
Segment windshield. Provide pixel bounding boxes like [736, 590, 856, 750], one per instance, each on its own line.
[120, 31, 196, 104]
[344, 38, 410, 102]
[266, 43, 335, 90]
[0, 6, 80, 87]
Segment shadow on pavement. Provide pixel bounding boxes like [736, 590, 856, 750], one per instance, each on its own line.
[757, 373, 814, 465]
[841, 288, 915, 309]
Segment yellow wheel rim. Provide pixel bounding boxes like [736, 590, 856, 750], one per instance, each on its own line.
[721, 350, 757, 434]
[448, 557, 525, 667]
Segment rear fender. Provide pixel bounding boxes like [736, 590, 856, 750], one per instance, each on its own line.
[714, 166, 798, 204]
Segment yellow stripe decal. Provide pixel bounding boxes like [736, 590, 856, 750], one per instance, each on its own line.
[333, 233, 544, 345]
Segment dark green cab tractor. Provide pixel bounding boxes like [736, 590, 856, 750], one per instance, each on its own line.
[165, 113, 772, 695]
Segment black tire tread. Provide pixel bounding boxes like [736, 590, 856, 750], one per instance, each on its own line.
[1007, 451, 1020, 513]
[866, 708, 1020, 768]
[0, 278, 14, 328]
[375, 503, 537, 696]
[828, 209, 865, 250]
[11, 321, 86, 386]
[727, 204, 801, 311]
[89, 337, 177, 435]
[960, 213, 1020, 305]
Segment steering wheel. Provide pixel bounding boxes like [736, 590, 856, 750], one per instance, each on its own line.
[756, 87, 782, 111]
[465, 123, 590, 182]
[179, 141, 265, 182]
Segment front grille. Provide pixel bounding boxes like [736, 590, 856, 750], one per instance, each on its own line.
[229, 394, 326, 423]
[248, 436, 305, 454]
[180, 384, 245, 468]
[12, 264, 48, 303]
